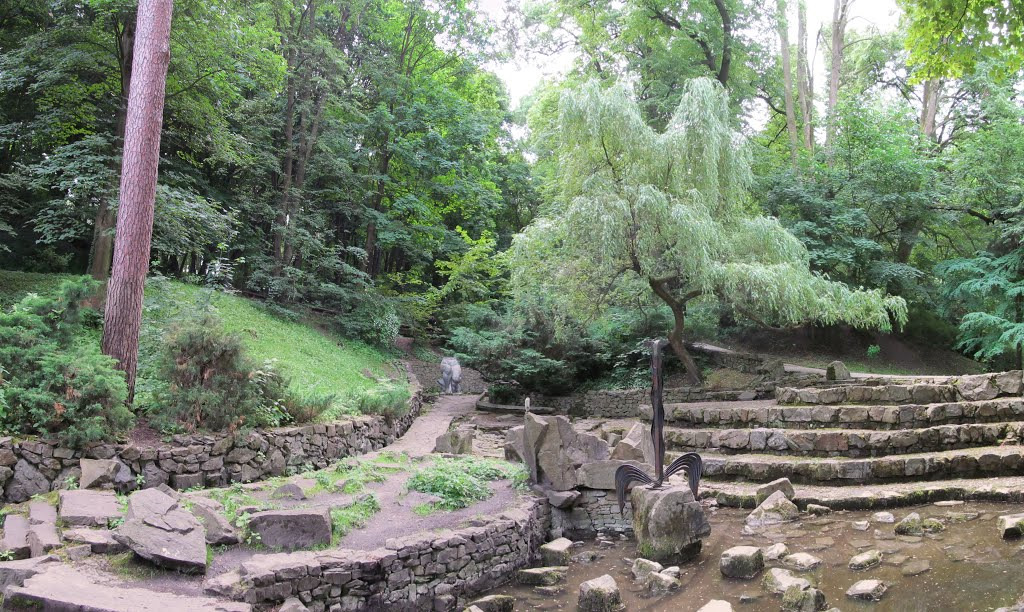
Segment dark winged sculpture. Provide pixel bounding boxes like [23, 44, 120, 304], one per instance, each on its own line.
[614, 339, 703, 515]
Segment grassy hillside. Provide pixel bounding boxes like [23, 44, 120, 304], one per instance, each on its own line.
[0, 271, 404, 410]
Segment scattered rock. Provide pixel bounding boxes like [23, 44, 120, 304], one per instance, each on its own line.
[826, 360, 851, 381]
[571, 551, 600, 563]
[783, 552, 822, 572]
[271, 483, 306, 501]
[247, 508, 331, 551]
[187, 497, 240, 546]
[79, 459, 120, 490]
[696, 601, 733, 612]
[849, 549, 882, 570]
[746, 491, 799, 528]
[782, 586, 827, 611]
[762, 568, 811, 596]
[720, 546, 764, 579]
[846, 579, 888, 601]
[534, 585, 563, 596]
[66, 544, 92, 562]
[467, 594, 515, 612]
[27, 522, 59, 558]
[630, 558, 664, 582]
[872, 511, 895, 523]
[895, 512, 944, 536]
[540, 537, 574, 566]
[755, 478, 795, 506]
[113, 488, 207, 573]
[578, 574, 624, 612]
[58, 490, 122, 527]
[433, 425, 474, 454]
[998, 513, 1024, 539]
[644, 571, 681, 593]
[852, 520, 870, 531]
[6, 460, 50, 503]
[901, 559, 931, 576]
[763, 543, 790, 561]
[631, 480, 710, 563]
[610, 423, 647, 462]
[661, 565, 680, 579]
[546, 489, 580, 509]
[279, 597, 309, 612]
[806, 504, 831, 516]
[517, 566, 567, 586]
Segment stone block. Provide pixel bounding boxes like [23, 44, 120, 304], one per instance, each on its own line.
[630, 482, 709, 564]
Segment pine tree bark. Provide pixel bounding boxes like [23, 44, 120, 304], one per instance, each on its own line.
[89, 15, 136, 282]
[776, 0, 800, 166]
[796, 0, 814, 151]
[102, 0, 174, 401]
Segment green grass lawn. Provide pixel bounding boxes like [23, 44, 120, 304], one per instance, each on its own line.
[0, 270, 404, 406]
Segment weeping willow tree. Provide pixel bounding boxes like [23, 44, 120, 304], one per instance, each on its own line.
[509, 78, 908, 384]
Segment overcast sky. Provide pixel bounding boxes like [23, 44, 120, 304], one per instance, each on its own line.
[480, 0, 902, 109]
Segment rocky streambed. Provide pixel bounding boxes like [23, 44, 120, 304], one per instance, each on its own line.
[486, 500, 1024, 612]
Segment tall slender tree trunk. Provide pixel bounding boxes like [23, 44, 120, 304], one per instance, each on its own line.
[825, 0, 850, 153]
[89, 16, 136, 281]
[102, 0, 174, 401]
[776, 0, 800, 166]
[920, 77, 941, 141]
[796, 0, 814, 151]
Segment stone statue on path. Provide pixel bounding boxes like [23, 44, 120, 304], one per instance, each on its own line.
[438, 357, 462, 394]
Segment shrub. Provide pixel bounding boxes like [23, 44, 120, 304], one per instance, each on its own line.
[0, 277, 132, 446]
[406, 456, 527, 512]
[149, 314, 288, 432]
[352, 383, 410, 421]
[866, 344, 882, 360]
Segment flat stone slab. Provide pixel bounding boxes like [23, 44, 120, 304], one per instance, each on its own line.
[27, 522, 60, 558]
[63, 528, 126, 554]
[247, 508, 331, 551]
[59, 490, 123, 527]
[114, 488, 207, 573]
[847, 579, 888, 601]
[540, 537, 574, 566]
[5, 565, 252, 611]
[2, 513, 31, 559]
[0, 555, 59, 591]
[517, 566, 567, 586]
[720, 546, 763, 579]
[28, 500, 57, 525]
[783, 552, 822, 571]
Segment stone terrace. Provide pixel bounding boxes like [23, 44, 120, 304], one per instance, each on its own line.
[647, 371, 1024, 490]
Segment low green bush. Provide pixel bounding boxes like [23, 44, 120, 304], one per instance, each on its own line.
[0, 277, 133, 446]
[406, 456, 527, 512]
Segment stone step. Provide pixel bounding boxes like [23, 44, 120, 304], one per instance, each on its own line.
[775, 371, 1022, 406]
[701, 475, 1024, 510]
[643, 397, 1024, 430]
[694, 445, 1024, 485]
[4, 564, 251, 611]
[663, 421, 1024, 457]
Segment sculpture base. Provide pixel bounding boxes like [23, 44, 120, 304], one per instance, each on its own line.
[630, 481, 710, 564]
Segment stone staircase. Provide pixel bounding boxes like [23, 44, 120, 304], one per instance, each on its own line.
[643, 372, 1024, 495]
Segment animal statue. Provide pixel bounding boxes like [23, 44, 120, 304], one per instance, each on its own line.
[438, 357, 463, 394]
[614, 339, 703, 515]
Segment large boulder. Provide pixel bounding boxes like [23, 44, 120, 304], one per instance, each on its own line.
[746, 491, 799, 528]
[630, 480, 710, 564]
[79, 459, 121, 490]
[578, 574, 624, 612]
[246, 508, 331, 550]
[755, 478, 795, 506]
[113, 488, 208, 573]
[6, 460, 50, 503]
[433, 426, 474, 455]
[523, 414, 608, 490]
[504, 426, 525, 463]
[610, 423, 647, 462]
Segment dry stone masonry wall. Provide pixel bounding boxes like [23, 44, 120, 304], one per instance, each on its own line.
[215, 496, 551, 611]
[0, 392, 423, 503]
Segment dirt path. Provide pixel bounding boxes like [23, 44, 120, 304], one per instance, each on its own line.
[382, 393, 481, 455]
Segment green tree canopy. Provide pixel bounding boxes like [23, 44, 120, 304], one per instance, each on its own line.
[509, 78, 908, 382]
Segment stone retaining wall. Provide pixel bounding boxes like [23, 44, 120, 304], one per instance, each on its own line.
[505, 386, 775, 419]
[550, 488, 632, 538]
[0, 391, 423, 504]
[225, 495, 550, 611]
[776, 371, 1024, 406]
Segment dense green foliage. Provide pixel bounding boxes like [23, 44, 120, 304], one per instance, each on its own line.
[0, 277, 132, 445]
[406, 455, 527, 513]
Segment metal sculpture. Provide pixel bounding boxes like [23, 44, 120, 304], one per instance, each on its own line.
[614, 339, 703, 515]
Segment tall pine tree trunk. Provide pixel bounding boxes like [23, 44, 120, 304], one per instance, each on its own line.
[102, 0, 174, 401]
[776, 0, 800, 166]
[89, 16, 136, 282]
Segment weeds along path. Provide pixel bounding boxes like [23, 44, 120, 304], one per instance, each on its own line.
[382, 393, 481, 456]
